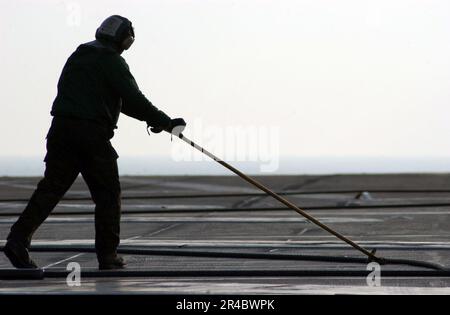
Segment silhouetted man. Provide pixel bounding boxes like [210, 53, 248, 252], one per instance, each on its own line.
[4, 15, 186, 270]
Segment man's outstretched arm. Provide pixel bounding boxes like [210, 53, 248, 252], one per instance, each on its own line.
[103, 54, 172, 128]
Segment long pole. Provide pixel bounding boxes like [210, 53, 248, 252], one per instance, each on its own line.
[177, 133, 380, 262]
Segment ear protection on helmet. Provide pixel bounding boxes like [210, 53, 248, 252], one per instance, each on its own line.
[96, 16, 135, 50]
[121, 26, 135, 50]
[121, 35, 135, 50]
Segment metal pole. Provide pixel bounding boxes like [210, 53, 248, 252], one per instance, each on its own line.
[177, 133, 380, 262]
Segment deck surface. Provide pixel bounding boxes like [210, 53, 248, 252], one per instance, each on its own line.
[0, 174, 449, 294]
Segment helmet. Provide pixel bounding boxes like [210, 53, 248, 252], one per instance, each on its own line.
[95, 15, 135, 50]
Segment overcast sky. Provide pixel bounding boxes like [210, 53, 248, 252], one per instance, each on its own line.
[1, 0, 450, 162]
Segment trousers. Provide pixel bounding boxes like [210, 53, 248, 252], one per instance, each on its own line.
[8, 116, 121, 257]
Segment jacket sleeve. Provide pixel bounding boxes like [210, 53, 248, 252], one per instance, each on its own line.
[102, 54, 171, 128]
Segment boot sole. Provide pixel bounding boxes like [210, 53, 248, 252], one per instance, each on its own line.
[4, 245, 38, 269]
[98, 264, 126, 270]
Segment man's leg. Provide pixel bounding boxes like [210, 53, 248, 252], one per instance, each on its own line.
[8, 158, 79, 246]
[80, 155, 123, 268]
[6, 158, 79, 267]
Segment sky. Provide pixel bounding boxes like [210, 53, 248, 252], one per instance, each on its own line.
[1, 0, 450, 174]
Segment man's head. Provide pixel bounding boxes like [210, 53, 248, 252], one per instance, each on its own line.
[95, 15, 135, 52]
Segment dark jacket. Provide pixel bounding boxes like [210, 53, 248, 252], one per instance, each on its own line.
[51, 41, 171, 136]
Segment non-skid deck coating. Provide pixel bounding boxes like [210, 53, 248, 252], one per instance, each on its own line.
[0, 174, 450, 294]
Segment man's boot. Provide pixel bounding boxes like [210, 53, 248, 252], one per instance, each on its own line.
[4, 239, 38, 269]
[98, 254, 126, 270]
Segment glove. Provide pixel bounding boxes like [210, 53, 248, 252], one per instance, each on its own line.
[149, 118, 186, 135]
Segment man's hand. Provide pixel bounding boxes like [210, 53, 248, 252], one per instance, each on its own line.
[149, 118, 186, 135]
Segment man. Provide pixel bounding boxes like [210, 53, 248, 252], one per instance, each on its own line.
[4, 15, 186, 270]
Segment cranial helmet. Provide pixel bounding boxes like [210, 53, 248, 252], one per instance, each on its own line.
[95, 15, 135, 50]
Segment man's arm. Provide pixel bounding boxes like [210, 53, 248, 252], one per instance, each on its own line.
[102, 54, 172, 128]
